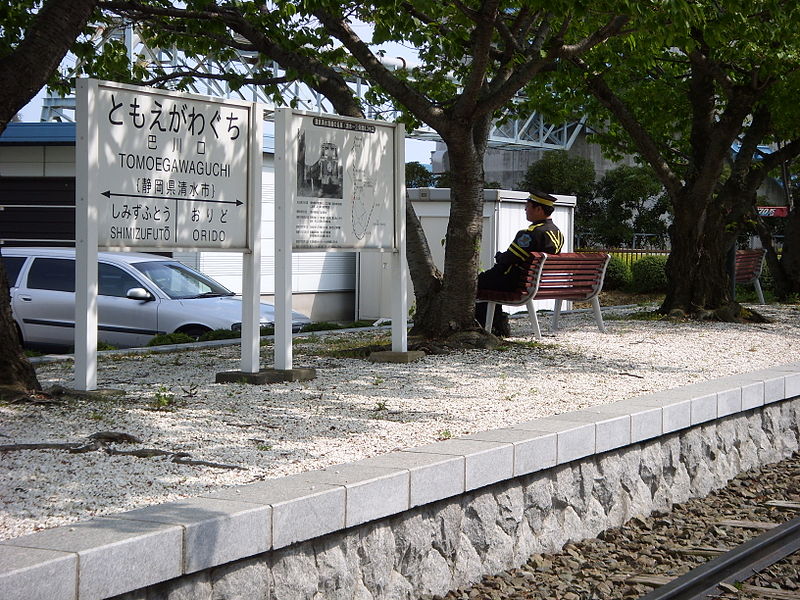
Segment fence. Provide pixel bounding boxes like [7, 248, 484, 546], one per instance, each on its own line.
[578, 248, 670, 268]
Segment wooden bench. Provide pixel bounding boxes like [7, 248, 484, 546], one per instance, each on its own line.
[735, 248, 766, 304]
[477, 252, 611, 339]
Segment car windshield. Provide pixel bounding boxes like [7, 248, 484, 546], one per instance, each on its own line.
[132, 261, 234, 299]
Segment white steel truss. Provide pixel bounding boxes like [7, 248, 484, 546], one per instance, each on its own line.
[41, 23, 583, 151]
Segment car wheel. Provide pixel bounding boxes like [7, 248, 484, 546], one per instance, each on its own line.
[177, 325, 211, 341]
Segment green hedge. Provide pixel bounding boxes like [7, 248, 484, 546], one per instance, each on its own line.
[630, 255, 668, 293]
[603, 255, 632, 291]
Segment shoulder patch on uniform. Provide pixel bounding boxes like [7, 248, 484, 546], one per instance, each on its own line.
[517, 233, 532, 248]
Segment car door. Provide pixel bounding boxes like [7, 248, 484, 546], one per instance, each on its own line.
[13, 256, 76, 349]
[97, 261, 161, 348]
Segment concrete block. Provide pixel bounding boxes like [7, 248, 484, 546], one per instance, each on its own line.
[461, 427, 557, 476]
[741, 380, 766, 410]
[0, 545, 76, 600]
[785, 372, 800, 398]
[728, 368, 786, 403]
[297, 464, 409, 527]
[681, 379, 742, 418]
[628, 388, 696, 434]
[514, 417, 596, 464]
[661, 399, 692, 433]
[353, 451, 464, 507]
[215, 368, 316, 384]
[580, 402, 662, 445]
[706, 373, 765, 411]
[690, 392, 718, 425]
[202, 475, 345, 550]
[106, 497, 270, 573]
[716, 386, 743, 418]
[405, 438, 514, 491]
[0, 519, 182, 600]
[367, 351, 426, 363]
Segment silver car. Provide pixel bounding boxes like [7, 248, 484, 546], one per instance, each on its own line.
[2, 247, 311, 351]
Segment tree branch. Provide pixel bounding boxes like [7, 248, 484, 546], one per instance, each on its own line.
[312, 8, 446, 129]
[0, 0, 99, 132]
[573, 57, 683, 198]
[142, 69, 289, 88]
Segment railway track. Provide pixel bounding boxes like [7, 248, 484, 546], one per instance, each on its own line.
[425, 452, 800, 600]
[638, 515, 800, 600]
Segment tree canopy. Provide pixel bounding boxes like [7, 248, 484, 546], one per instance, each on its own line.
[526, 0, 800, 317]
[81, 0, 630, 340]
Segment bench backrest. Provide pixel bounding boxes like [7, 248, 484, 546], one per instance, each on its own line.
[533, 252, 611, 302]
[735, 249, 766, 284]
[475, 252, 546, 305]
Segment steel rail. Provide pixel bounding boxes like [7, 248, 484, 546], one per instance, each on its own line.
[639, 515, 800, 600]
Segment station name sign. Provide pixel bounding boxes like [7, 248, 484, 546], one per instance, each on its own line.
[79, 79, 257, 251]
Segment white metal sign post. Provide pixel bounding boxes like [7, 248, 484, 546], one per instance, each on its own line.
[75, 79, 262, 390]
[275, 108, 406, 370]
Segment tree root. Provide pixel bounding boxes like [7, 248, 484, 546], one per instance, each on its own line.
[409, 329, 502, 354]
[665, 302, 772, 324]
[0, 430, 245, 470]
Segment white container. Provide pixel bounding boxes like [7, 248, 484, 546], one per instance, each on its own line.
[356, 188, 575, 320]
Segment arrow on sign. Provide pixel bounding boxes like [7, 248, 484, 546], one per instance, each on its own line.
[101, 190, 243, 206]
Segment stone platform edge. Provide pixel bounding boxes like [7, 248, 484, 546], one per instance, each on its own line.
[2, 362, 800, 600]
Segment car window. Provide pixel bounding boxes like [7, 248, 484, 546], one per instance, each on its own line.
[133, 261, 232, 299]
[27, 257, 75, 292]
[1, 256, 26, 288]
[99, 263, 143, 298]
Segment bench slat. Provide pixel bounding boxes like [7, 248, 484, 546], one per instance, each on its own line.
[735, 249, 766, 285]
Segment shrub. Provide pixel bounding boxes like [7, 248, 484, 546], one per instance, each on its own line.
[147, 332, 195, 347]
[758, 259, 774, 292]
[199, 329, 240, 342]
[603, 256, 632, 291]
[630, 255, 668, 293]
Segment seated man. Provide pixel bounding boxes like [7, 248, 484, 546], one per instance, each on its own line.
[476, 190, 564, 336]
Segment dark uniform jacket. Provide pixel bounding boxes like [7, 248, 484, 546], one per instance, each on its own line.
[478, 219, 564, 292]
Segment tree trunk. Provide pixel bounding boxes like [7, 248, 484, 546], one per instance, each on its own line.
[408, 123, 490, 338]
[778, 204, 800, 296]
[405, 202, 443, 330]
[754, 214, 791, 299]
[661, 193, 737, 317]
[0, 0, 98, 396]
[0, 258, 41, 400]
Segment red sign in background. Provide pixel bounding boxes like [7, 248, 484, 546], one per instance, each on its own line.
[757, 206, 789, 217]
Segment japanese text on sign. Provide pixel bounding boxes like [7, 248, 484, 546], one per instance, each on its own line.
[89, 81, 253, 250]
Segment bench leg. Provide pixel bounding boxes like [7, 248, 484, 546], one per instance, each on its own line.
[591, 296, 605, 332]
[552, 299, 562, 332]
[525, 299, 541, 340]
[484, 301, 496, 333]
[754, 279, 765, 305]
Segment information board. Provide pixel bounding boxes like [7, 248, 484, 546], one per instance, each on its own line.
[280, 111, 398, 250]
[83, 79, 256, 251]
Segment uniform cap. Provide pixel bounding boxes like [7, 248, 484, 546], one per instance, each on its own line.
[528, 191, 557, 207]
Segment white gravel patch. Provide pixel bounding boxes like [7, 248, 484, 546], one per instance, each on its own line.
[2, 303, 799, 541]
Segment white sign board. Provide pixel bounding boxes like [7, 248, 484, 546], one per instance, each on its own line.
[274, 108, 406, 369]
[84, 79, 255, 251]
[74, 79, 263, 391]
[281, 111, 398, 250]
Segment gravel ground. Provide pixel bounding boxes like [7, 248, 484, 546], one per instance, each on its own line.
[2, 303, 800, 542]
